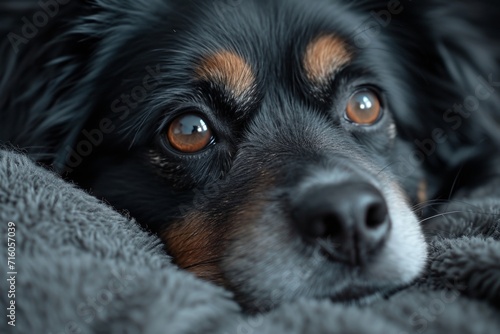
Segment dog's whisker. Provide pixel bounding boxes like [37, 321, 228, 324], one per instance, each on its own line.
[418, 211, 467, 224]
[420, 209, 500, 225]
[413, 198, 491, 211]
[412, 199, 451, 210]
[447, 165, 464, 201]
[376, 162, 397, 176]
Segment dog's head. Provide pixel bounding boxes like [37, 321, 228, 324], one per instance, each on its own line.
[77, 0, 429, 310]
[3, 0, 500, 311]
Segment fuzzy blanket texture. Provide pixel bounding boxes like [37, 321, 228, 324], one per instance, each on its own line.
[0, 149, 499, 334]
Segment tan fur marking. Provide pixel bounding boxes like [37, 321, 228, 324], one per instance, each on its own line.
[161, 170, 275, 285]
[195, 51, 255, 98]
[418, 179, 428, 204]
[303, 35, 352, 83]
[162, 212, 225, 284]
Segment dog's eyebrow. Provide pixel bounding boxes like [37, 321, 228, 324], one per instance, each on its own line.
[195, 51, 256, 101]
[303, 34, 352, 85]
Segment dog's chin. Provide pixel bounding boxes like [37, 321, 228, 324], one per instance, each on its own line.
[234, 271, 414, 314]
[329, 283, 399, 305]
[224, 229, 427, 313]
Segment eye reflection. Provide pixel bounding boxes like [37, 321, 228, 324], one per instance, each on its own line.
[359, 96, 373, 110]
[345, 90, 382, 125]
[167, 114, 212, 153]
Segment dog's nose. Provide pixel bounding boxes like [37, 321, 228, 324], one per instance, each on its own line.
[291, 182, 391, 266]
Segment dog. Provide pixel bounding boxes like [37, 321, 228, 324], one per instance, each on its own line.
[1, 0, 499, 312]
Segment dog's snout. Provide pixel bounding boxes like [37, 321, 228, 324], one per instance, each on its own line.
[292, 182, 391, 265]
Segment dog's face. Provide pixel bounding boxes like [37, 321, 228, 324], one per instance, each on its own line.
[67, 0, 432, 310]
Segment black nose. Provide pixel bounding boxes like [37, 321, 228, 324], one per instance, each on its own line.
[291, 182, 391, 266]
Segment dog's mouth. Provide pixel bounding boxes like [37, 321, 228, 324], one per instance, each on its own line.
[328, 280, 410, 304]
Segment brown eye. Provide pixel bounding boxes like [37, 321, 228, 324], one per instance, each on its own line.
[167, 114, 213, 153]
[345, 89, 382, 125]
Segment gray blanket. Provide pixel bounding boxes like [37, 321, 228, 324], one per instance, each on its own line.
[1, 149, 499, 334]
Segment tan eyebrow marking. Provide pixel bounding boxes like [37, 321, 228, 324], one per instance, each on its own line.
[303, 35, 352, 84]
[195, 51, 255, 98]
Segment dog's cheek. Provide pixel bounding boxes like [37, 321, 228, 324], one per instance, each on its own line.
[161, 169, 277, 291]
[218, 199, 290, 309]
[161, 212, 229, 284]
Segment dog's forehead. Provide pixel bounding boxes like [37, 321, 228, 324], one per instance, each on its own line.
[180, 0, 355, 97]
[193, 34, 351, 95]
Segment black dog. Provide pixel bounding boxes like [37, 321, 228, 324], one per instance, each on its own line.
[1, 0, 499, 311]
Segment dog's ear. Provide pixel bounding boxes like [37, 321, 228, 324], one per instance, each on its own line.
[0, 1, 100, 169]
[429, 1, 500, 134]
[374, 0, 500, 174]
[417, 0, 500, 168]
[0, 0, 174, 170]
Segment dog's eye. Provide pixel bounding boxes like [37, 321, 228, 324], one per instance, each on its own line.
[345, 89, 382, 125]
[167, 114, 213, 153]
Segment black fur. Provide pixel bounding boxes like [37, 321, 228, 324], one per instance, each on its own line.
[1, 0, 500, 311]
